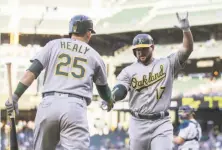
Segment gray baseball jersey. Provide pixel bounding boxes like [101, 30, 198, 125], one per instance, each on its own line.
[32, 38, 108, 150]
[117, 51, 185, 150]
[31, 38, 107, 105]
[178, 119, 202, 150]
[117, 51, 183, 114]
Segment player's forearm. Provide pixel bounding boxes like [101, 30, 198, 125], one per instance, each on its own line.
[14, 59, 44, 98]
[183, 30, 193, 52]
[178, 30, 194, 64]
[173, 136, 185, 145]
[96, 84, 112, 102]
[14, 71, 35, 98]
[20, 71, 36, 86]
[182, 30, 193, 58]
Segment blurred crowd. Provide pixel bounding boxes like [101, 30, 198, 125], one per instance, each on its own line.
[1, 120, 222, 150]
[199, 123, 222, 150]
[0, 120, 129, 150]
[0, 120, 34, 150]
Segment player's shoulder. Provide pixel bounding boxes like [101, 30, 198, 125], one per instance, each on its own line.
[88, 47, 102, 60]
[44, 38, 62, 47]
[119, 62, 137, 73]
[48, 38, 62, 43]
[90, 47, 101, 56]
[125, 62, 137, 69]
[155, 52, 178, 65]
[179, 120, 191, 129]
[157, 51, 177, 60]
[189, 119, 200, 127]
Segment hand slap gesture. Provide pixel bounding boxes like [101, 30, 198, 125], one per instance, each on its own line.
[101, 100, 114, 112]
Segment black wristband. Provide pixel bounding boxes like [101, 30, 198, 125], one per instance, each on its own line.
[14, 82, 29, 98]
[112, 84, 127, 101]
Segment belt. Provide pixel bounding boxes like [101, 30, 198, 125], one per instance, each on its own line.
[185, 137, 198, 142]
[42, 91, 85, 100]
[130, 111, 169, 120]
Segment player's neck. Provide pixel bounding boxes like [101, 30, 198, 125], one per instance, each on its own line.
[71, 36, 88, 43]
[140, 57, 154, 66]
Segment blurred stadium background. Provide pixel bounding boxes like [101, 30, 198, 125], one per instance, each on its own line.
[1, 0, 222, 149]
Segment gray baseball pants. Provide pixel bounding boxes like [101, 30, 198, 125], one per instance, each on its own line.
[129, 116, 173, 150]
[33, 94, 89, 150]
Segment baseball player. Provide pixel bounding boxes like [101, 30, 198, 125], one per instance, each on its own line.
[110, 12, 194, 150]
[5, 15, 114, 150]
[173, 105, 202, 150]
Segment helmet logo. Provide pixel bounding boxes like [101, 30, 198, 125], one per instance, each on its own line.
[138, 38, 144, 44]
[73, 24, 77, 32]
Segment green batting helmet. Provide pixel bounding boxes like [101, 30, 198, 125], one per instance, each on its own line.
[132, 34, 154, 50]
[132, 34, 154, 57]
[69, 15, 96, 36]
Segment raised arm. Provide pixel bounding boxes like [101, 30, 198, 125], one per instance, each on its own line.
[175, 12, 194, 64]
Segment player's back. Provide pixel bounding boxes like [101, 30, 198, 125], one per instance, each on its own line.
[33, 38, 104, 102]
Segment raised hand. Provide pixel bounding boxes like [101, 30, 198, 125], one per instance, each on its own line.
[174, 12, 190, 31]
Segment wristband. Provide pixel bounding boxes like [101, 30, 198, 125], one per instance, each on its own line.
[14, 82, 28, 98]
[183, 28, 190, 32]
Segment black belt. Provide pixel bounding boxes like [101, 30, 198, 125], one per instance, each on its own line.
[42, 91, 85, 100]
[130, 111, 169, 120]
[185, 137, 198, 142]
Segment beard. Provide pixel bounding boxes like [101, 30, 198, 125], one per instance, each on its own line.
[138, 53, 152, 65]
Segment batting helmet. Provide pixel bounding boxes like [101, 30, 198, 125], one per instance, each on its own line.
[178, 105, 194, 119]
[69, 15, 96, 36]
[132, 34, 154, 50]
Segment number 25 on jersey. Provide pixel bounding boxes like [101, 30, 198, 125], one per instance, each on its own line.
[55, 53, 87, 79]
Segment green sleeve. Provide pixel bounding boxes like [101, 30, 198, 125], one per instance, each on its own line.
[96, 84, 112, 102]
[14, 82, 28, 98]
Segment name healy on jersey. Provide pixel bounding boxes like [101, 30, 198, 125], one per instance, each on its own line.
[61, 41, 90, 54]
[131, 65, 166, 91]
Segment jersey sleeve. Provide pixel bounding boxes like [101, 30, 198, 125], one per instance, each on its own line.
[93, 56, 107, 86]
[167, 51, 185, 75]
[116, 68, 131, 91]
[30, 40, 54, 68]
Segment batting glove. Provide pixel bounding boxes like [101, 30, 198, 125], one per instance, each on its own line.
[106, 100, 114, 112]
[174, 12, 190, 32]
[5, 94, 19, 116]
[101, 93, 116, 112]
[107, 90, 117, 112]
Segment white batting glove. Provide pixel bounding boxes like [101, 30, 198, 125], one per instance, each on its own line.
[5, 94, 19, 116]
[174, 12, 190, 32]
[101, 100, 115, 112]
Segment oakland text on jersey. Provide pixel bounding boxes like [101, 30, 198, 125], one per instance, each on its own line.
[60, 41, 90, 54]
[130, 65, 166, 92]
